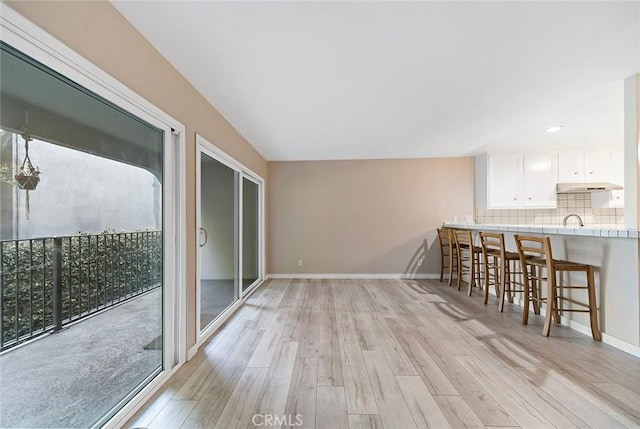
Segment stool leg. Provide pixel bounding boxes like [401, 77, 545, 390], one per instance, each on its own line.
[467, 252, 475, 297]
[499, 259, 508, 312]
[531, 266, 540, 315]
[522, 264, 530, 325]
[497, 256, 505, 305]
[587, 266, 602, 341]
[483, 254, 492, 305]
[543, 267, 556, 337]
[456, 250, 463, 291]
[447, 250, 454, 287]
[553, 271, 562, 324]
[507, 260, 514, 303]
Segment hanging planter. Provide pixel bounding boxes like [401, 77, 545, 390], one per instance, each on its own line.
[14, 108, 41, 190]
[14, 152, 41, 191]
[13, 108, 42, 219]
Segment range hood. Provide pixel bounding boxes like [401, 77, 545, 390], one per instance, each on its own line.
[556, 182, 623, 193]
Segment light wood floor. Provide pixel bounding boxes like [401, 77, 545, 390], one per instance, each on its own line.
[126, 278, 640, 429]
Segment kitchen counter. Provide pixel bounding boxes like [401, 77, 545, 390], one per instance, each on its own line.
[442, 222, 640, 357]
[444, 222, 639, 238]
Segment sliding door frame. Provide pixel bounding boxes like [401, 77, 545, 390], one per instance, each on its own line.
[241, 173, 265, 295]
[0, 7, 188, 429]
[195, 134, 265, 346]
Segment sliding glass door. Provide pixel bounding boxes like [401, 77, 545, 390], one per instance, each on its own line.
[197, 139, 263, 336]
[198, 152, 239, 330]
[0, 41, 174, 428]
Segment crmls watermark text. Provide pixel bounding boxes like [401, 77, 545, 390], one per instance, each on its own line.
[251, 414, 303, 427]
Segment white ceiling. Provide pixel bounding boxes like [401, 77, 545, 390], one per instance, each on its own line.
[112, 1, 640, 161]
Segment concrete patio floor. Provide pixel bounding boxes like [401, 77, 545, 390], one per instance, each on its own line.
[0, 289, 162, 429]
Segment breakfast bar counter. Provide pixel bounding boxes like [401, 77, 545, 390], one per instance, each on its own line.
[444, 222, 639, 238]
[443, 222, 640, 357]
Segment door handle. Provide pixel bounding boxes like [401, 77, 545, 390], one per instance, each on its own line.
[199, 227, 208, 247]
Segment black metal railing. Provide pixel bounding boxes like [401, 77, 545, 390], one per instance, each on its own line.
[0, 230, 161, 351]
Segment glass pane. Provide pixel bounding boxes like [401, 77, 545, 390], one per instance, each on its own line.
[199, 153, 238, 331]
[242, 178, 259, 291]
[0, 43, 163, 428]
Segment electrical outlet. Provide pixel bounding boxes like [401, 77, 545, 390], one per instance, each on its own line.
[297, 259, 303, 267]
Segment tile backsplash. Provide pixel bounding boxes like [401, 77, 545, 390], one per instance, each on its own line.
[476, 193, 624, 227]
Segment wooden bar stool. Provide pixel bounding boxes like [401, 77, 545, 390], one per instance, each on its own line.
[437, 228, 457, 286]
[479, 232, 527, 311]
[514, 235, 601, 341]
[454, 230, 483, 296]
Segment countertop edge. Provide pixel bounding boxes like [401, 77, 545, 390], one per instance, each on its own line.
[443, 223, 639, 239]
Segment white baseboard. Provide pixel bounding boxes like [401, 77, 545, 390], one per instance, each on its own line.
[555, 316, 640, 357]
[266, 273, 440, 280]
[601, 334, 640, 358]
[496, 292, 640, 357]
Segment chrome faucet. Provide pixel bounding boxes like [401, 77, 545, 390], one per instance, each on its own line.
[563, 213, 584, 227]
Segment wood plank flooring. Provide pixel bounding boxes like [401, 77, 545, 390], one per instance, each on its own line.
[126, 279, 640, 429]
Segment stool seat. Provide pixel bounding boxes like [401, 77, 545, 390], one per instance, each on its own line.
[504, 251, 520, 260]
[553, 260, 591, 271]
[528, 258, 590, 271]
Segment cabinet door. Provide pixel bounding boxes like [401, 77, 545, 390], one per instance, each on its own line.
[488, 154, 522, 208]
[584, 150, 611, 182]
[592, 151, 624, 208]
[523, 153, 557, 207]
[558, 152, 584, 182]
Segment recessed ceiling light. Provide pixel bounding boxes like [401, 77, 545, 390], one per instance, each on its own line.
[546, 125, 564, 133]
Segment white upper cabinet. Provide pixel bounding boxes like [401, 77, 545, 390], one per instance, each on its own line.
[522, 153, 558, 207]
[591, 151, 624, 208]
[487, 153, 556, 209]
[558, 151, 611, 182]
[488, 154, 522, 208]
[557, 152, 584, 182]
[585, 150, 612, 182]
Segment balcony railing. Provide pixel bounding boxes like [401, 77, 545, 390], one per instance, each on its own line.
[0, 230, 161, 351]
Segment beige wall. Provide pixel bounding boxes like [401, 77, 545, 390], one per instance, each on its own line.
[267, 158, 475, 275]
[6, 1, 268, 348]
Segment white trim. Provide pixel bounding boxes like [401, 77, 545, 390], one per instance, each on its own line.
[557, 315, 640, 357]
[266, 273, 440, 280]
[237, 170, 242, 302]
[195, 134, 262, 180]
[240, 173, 265, 298]
[260, 175, 266, 285]
[195, 147, 203, 337]
[0, 6, 188, 429]
[602, 333, 640, 358]
[173, 131, 188, 366]
[494, 292, 640, 358]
